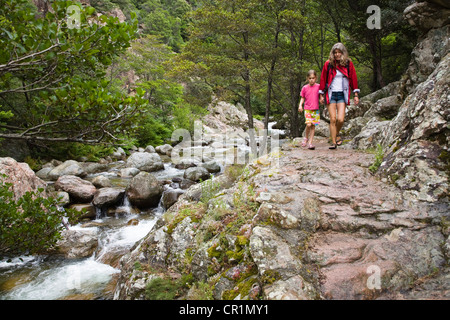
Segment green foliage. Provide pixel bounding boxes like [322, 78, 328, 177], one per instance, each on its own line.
[0, 174, 81, 257]
[145, 273, 194, 300]
[187, 281, 214, 300]
[0, 0, 418, 160]
[136, 117, 172, 147]
[94, 0, 193, 52]
[369, 143, 384, 173]
[0, 0, 145, 147]
[200, 175, 221, 203]
[66, 143, 115, 162]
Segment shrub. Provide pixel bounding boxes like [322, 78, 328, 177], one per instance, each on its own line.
[0, 174, 81, 257]
[369, 143, 384, 174]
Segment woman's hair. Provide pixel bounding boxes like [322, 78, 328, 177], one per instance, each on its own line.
[328, 43, 350, 66]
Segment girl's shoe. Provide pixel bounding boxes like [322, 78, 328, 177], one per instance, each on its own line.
[329, 143, 337, 149]
[301, 137, 308, 147]
[308, 144, 315, 150]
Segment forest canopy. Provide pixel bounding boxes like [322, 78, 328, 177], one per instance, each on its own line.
[0, 0, 417, 161]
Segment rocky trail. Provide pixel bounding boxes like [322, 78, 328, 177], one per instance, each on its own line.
[256, 137, 448, 299]
[113, 136, 449, 300]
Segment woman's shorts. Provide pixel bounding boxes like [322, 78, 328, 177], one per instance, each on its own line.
[329, 91, 345, 104]
[305, 109, 320, 126]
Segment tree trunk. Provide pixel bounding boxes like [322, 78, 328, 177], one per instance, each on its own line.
[264, 22, 281, 130]
[368, 35, 385, 91]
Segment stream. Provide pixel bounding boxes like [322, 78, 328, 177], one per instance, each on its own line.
[0, 163, 177, 300]
[0, 123, 285, 300]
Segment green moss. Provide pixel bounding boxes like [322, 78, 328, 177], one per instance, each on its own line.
[226, 249, 244, 262]
[222, 276, 259, 300]
[390, 174, 400, 184]
[145, 274, 194, 300]
[166, 202, 206, 234]
[260, 270, 281, 285]
[236, 235, 249, 247]
[207, 243, 222, 258]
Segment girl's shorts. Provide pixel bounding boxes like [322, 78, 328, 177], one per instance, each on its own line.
[305, 109, 320, 125]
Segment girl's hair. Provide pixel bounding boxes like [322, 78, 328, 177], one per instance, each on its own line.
[306, 70, 317, 79]
[328, 42, 351, 66]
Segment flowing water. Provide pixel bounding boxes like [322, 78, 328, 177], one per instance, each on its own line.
[0, 124, 285, 300]
[0, 162, 179, 300]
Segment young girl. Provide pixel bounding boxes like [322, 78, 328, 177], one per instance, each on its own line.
[299, 70, 320, 150]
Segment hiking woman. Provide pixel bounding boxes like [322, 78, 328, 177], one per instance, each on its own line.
[319, 43, 360, 149]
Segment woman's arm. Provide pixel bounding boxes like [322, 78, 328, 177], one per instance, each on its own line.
[349, 61, 360, 105]
[318, 61, 329, 94]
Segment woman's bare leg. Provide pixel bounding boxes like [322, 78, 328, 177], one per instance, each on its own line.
[327, 103, 337, 145]
[335, 102, 346, 141]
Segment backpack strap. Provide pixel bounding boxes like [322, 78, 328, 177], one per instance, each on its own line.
[324, 62, 332, 93]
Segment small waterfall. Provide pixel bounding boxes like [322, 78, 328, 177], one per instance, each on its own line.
[117, 194, 133, 216]
[95, 206, 103, 220]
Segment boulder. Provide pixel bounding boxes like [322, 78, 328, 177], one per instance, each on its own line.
[180, 178, 197, 190]
[126, 152, 164, 172]
[92, 187, 125, 208]
[80, 162, 109, 175]
[144, 145, 156, 153]
[155, 144, 173, 156]
[111, 147, 126, 160]
[91, 175, 112, 188]
[126, 172, 163, 209]
[184, 166, 210, 182]
[161, 189, 185, 210]
[201, 160, 221, 173]
[54, 175, 97, 203]
[0, 157, 47, 200]
[56, 191, 70, 206]
[57, 228, 98, 259]
[349, 118, 390, 150]
[175, 158, 199, 169]
[362, 95, 402, 120]
[69, 203, 97, 220]
[48, 160, 87, 181]
[120, 167, 140, 177]
[403, 1, 450, 33]
[35, 167, 53, 180]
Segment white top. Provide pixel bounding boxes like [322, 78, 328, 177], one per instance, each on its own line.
[329, 69, 344, 92]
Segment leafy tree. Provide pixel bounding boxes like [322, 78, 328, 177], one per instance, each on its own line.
[108, 34, 205, 144]
[344, 0, 417, 91]
[0, 0, 147, 147]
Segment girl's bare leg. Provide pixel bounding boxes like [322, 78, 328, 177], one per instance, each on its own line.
[308, 124, 315, 145]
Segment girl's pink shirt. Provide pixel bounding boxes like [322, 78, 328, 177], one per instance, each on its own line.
[301, 83, 320, 110]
